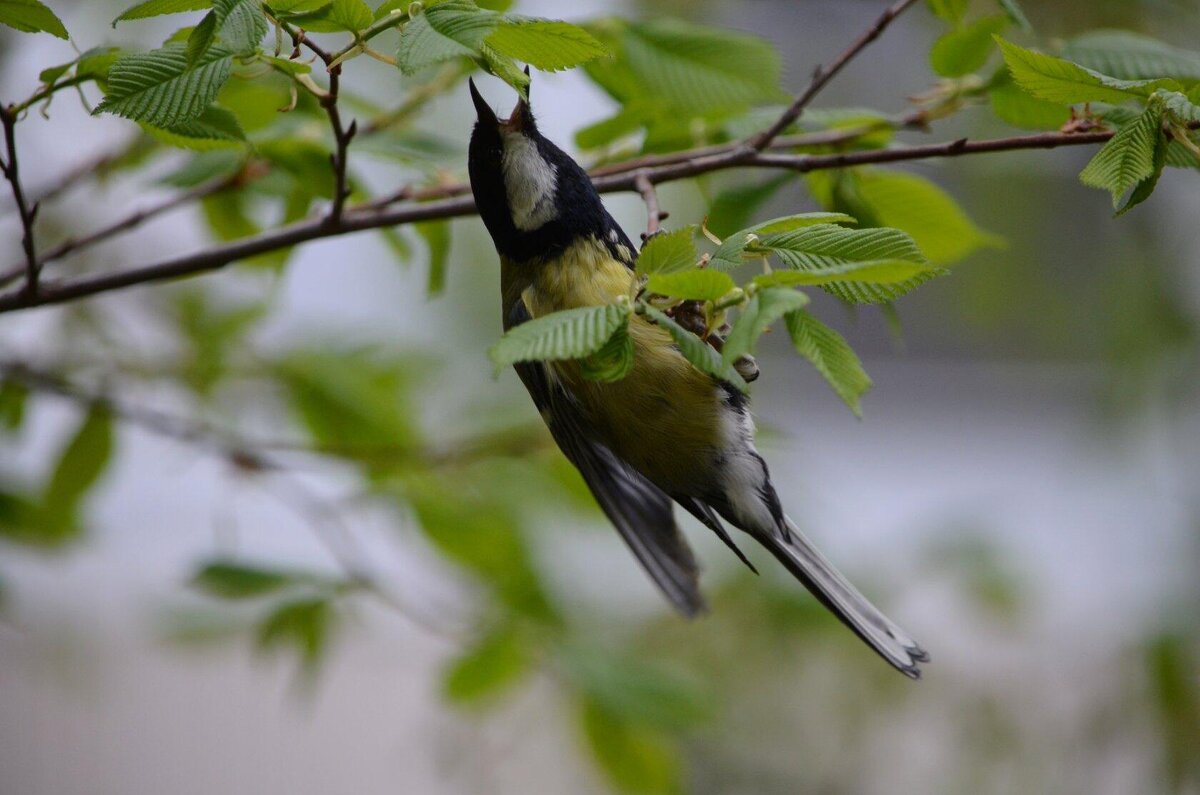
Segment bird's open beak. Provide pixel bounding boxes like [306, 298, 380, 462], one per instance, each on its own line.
[469, 78, 499, 127]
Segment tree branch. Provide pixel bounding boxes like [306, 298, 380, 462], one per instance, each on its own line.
[748, 0, 922, 151]
[635, 171, 665, 240]
[1, 104, 41, 298]
[0, 129, 1121, 314]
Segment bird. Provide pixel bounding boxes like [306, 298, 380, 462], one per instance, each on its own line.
[466, 76, 929, 678]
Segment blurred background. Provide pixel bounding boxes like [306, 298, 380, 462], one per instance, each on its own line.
[1, 1, 1198, 793]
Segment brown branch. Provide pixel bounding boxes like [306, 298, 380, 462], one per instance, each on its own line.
[634, 171, 665, 240]
[1, 104, 41, 297]
[0, 129, 1121, 314]
[748, 0, 922, 151]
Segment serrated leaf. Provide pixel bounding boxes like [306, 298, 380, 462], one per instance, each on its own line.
[996, 37, 1181, 105]
[115, 0, 211, 25]
[1062, 30, 1200, 84]
[756, 223, 939, 304]
[443, 624, 533, 706]
[96, 44, 234, 128]
[753, 259, 938, 287]
[641, 306, 748, 392]
[930, 15, 1008, 77]
[490, 304, 632, 368]
[191, 561, 298, 598]
[722, 287, 810, 365]
[0, 0, 68, 38]
[848, 168, 1003, 265]
[709, 213, 856, 271]
[143, 104, 246, 149]
[618, 19, 782, 114]
[485, 19, 607, 71]
[926, 0, 968, 24]
[580, 322, 635, 383]
[397, 0, 494, 75]
[989, 70, 1071, 130]
[635, 226, 698, 275]
[785, 310, 872, 416]
[1115, 127, 1167, 217]
[188, 0, 264, 61]
[290, 0, 371, 32]
[644, 269, 735, 302]
[1080, 103, 1164, 208]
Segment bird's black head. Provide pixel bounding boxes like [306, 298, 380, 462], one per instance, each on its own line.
[467, 77, 623, 264]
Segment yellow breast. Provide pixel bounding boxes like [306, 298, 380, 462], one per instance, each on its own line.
[521, 237, 723, 492]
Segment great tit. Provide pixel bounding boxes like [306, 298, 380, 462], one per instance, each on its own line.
[467, 78, 928, 678]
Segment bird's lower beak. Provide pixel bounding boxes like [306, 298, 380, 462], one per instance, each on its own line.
[469, 78, 499, 127]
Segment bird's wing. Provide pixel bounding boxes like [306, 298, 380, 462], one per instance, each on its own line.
[507, 298, 705, 617]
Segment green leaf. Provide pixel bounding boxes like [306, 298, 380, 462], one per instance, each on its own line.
[442, 624, 533, 706]
[644, 269, 735, 302]
[996, 37, 1181, 105]
[926, 0, 968, 24]
[1115, 128, 1167, 217]
[562, 646, 711, 731]
[580, 323, 635, 383]
[417, 220, 450, 296]
[0, 0, 69, 38]
[847, 168, 1003, 265]
[397, 0, 494, 75]
[989, 70, 1072, 130]
[0, 379, 28, 432]
[256, 597, 333, 671]
[579, 699, 682, 795]
[642, 306, 748, 392]
[616, 18, 782, 114]
[277, 348, 418, 457]
[115, 0, 211, 25]
[752, 259, 938, 287]
[756, 223, 939, 304]
[95, 44, 235, 128]
[930, 15, 1008, 77]
[191, 561, 298, 598]
[489, 303, 632, 368]
[705, 175, 792, 239]
[1080, 103, 1165, 208]
[186, 8, 219, 62]
[635, 226, 697, 276]
[142, 105, 246, 149]
[786, 310, 872, 417]
[1062, 30, 1200, 84]
[42, 405, 114, 530]
[722, 287, 810, 365]
[409, 484, 555, 621]
[290, 0, 372, 32]
[187, 0, 264, 61]
[709, 213, 856, 271]
[485, 19, 607, 71]
[995, 0, 1030, 31]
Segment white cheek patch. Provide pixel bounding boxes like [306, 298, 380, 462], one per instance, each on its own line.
[502, 132, 559, 231]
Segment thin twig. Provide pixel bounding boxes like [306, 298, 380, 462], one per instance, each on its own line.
[635, 170, 665, 240]
[748, 0, 922, 151]
[0, 104, 41, 298]
[0, 128, 1122, 315]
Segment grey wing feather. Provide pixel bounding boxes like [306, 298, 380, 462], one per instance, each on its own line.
[507, 299, 705, 617]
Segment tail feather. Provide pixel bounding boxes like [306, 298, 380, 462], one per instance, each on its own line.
[759, 517, 928, 678]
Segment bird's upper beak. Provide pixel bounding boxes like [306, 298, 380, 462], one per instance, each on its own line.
[469, 71, 535, 133]
[469, 77, 499, 127]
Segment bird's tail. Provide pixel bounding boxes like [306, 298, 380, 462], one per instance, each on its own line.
[759, 517, 929, 678]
